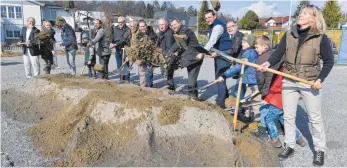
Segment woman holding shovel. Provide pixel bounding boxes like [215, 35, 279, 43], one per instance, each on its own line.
[33, 21, 55, 74]
[258, 5, 334, 166]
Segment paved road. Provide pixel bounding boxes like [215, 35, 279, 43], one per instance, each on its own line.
[1, 55, 347, 167]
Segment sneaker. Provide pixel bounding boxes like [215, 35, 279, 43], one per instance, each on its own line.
[296, 138, 307, 147]
[266, 139, 282, 148]
[251, 126, 268, 141]
[278, 146, 294, 160]
[313, 151, 324, 166]
[167, 85, 175, 91]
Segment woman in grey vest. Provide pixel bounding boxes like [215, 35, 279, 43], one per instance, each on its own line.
[258, 5, 334, 166]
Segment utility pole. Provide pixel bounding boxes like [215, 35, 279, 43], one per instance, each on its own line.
[288, 0, 293, 31]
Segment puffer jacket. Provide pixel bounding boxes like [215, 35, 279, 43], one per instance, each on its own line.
[222, 48, 258, 84]
[61, 24, 78, 51]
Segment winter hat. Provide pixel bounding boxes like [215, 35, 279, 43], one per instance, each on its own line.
[82, 32, 89, 39]
[242, 34, 257, 47]
[56, 16, 66, 27]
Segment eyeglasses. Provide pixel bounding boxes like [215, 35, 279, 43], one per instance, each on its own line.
[227, 25, 237, 29]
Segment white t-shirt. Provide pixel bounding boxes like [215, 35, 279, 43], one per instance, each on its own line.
[26, 27, 32, 56]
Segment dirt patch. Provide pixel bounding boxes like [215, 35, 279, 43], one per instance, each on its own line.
[1, 74, 279, 167]
[157, 103, 183, 126]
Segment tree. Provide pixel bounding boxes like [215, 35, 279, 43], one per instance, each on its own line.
[161, 1, 168, 11]
[187, 6, 197, 17]
[137, 1, 147, 17]
[145, 4, 154, 18]
[198, 0, 210, 32]
[322, 0, 343, 28]
[294, 0, 310, 18]
[153, 0, 161, 12]
[166, 1, 176, 11]
[240, 10, 261, 30]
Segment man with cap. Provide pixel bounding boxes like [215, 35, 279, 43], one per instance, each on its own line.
[110, 16, 131, 82]
[204, 10, 233, 108]
[214, 34, 259, 114]
[56, 16, 78, 75]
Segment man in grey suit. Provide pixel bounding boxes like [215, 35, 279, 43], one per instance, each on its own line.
[88, 19, 111, 79]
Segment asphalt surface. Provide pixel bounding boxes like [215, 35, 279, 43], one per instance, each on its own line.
[1, 54, 347, 167]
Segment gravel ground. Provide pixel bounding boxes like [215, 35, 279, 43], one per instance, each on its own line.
[1, 55, 347, 167]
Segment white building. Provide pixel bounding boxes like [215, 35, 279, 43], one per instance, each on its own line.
[0, 0, 71, 45]
[1, 0, 44, 44]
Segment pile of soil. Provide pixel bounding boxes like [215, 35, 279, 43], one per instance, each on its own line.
[1, 74, 279, 167]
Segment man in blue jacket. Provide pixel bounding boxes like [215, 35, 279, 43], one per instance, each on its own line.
[56, 16, 78, 75]
[204, 10, 232, 108]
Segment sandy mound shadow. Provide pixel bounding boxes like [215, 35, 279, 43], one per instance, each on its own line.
[1, 74, 279, 167]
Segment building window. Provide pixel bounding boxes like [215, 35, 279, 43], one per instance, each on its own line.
[45, 9, 57, 21]
[15, 7, 22, 18]
[14, 30, 20, 38]
[5, 26, 21, 39]
[1, 6, 22, 19]
[1, 6, 7, 18]
[6, 30, 13, 38]
[8, 6, 15, 18]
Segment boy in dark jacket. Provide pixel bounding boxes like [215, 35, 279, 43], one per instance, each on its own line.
[214, 34, 258, 113]
[254, 35, 306, 148]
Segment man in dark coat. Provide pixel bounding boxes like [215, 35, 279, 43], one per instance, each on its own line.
[156, 18, 176, 90]
[17, 17, 41, 78]
[110, 16, 131, 81]
[227, 19, 244, 58]
[168, 18, 204, 99]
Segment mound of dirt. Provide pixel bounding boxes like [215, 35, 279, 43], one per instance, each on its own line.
[1, 74, 279, 167]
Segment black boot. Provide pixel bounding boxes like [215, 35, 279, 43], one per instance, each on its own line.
[278, 146, 294, 160]
[313, 151, 324, 166]
[88, 70, 92, 77]
[251, 126, 268, 141]
[167, 84, 175, 91]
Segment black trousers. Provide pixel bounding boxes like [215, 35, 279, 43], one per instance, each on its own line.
[100, 55, 110, 78]
[187, 61, 202, 97]
[42, 56, 53, 74]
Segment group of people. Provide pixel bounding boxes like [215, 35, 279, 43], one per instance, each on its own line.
[17, 5, 334, 166]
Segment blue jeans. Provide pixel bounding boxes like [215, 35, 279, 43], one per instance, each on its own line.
[260, 104, 302, 140]
[145, 70, 153, 87]
[115, 49, 130, 81]
[214, 58, 230, 107]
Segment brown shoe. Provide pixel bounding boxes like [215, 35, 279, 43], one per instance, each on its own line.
[296, 138, 307, 147]
[266, 139, 282, 148]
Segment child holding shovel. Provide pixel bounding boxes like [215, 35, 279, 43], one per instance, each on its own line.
[254, 35, 306, 148]
[81, 31, 96, 78]
[214, 34, 259, 115]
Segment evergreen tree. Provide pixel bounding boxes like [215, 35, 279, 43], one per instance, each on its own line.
[198, 0, 210, 32]
[153, 0, 161, 12]
[240, 10, 261, 30]
[322, 0, 343, 28]
[187, 6, 197, 17]
[294, 0, 310, 18]
[145, 4, 154, 18]
[161, 1, 168, 11]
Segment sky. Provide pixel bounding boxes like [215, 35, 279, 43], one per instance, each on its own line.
[158, 0, 347, 19]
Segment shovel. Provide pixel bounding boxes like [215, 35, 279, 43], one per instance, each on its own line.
[111, 61, 134, 75]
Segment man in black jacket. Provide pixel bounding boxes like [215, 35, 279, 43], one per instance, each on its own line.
[17, 17, 41, 78]
[227, 19, 244, 58]
[110, 16, 131, 82]
[168, 18, 204, 99]
[156, 18, 176, 90]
